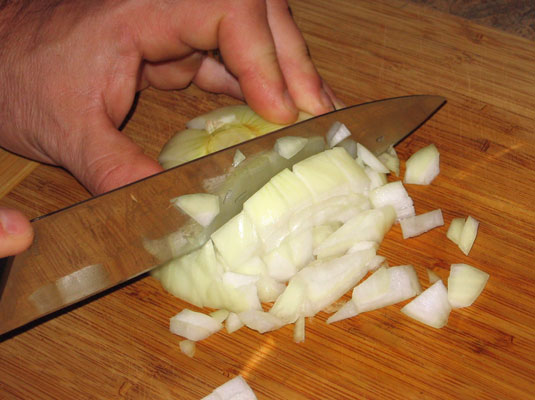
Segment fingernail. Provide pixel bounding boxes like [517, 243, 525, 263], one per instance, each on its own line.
[0, 208, 26, 235]
[282, 90, 297, 115]
[319, 89, 335, 112]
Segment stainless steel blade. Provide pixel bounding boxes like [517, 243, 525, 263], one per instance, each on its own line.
[0, 94, 446, 335]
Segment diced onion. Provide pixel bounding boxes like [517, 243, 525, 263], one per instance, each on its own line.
[378, 145, 400, 176]
[400, 209, 444, 239]
[293, 316, 306, 343]
[201, 375, 258, 400]
[233, 149, 246, 167]
[225, 312, 244, 334]
[400, 280, 451, 329]
[369, 181, 415, 220]
[179, 340, 196, 358]
[170, 309, 223, 341]
[447, 263, 489, 308]
[446, 217, 465, 245]
[427, 268, 441, 284]
[404, 144, 440, 185]
[458, 216, 479, 255]
[172, 193, 220, 227]
[357, 143, 389, 173]
[209, 309, 230, 324]
[274, 136, 309, 159]
[326, 121, 352, 148]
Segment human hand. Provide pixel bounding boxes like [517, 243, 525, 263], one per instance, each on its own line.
[0, 0, 340, 196]
[0, 207, 34, 258]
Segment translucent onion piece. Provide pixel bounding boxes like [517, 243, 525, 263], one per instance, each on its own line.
[209, 309, 230, 324]
[172, 193, 220, 227]
[401, 280, 451, 329]
[170, 309, 223, 341]
[404, 144, 440, 185]
[447, 263, 489, 308]
[364, 166, 387, 190]
[336, 137, 359, 158]
[369, 181, 415, 220]
[274, 136, 309, 159]
[293, 316, 306, 343]
[446, 217, 465, 245]
[233, 149, 246, 167]
[225, 312, 244, 334]
[400, 209, 444, 239]
[202, 375, 258, 400]
[357, 143, 389, 173]
[179, 340, 196, 358]
[326, 121, 352, 148]
[239, 310, 285, 333]
[378, 145, 400, 176]
[159, 128, 210, 169]
[458, 216, 479, 255]
[326, 300, 358, 324]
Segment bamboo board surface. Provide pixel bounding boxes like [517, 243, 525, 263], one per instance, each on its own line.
[1, 0, 534, 399]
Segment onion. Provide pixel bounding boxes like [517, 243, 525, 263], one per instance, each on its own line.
[369, 181, 415, 220]
[447, 263, 489, 308]
[238, 310, 284, 333]
[458, 216, 479, 255]
[427, 268, 441, 284]
[357, 143, 389, 173]
[400, 209, 444, 239]
[293, 316, 306, 343]
[446, 217, 465, 245]
[404, 144, 440, 185]
[326, 121, 352, 147]
[274, 136, 309, 159]
[209, 309, 230, 324]
[232, 149, 246, 167]
[170, 309, 223, 341]
[201, 375, 257, 400]
[225, 312, 244, 334]
[172, 193, 220, 227]
[400, 280, 451, 329]
[336, 137, 359, 158]
[378, 145, 400, 176]
[179, 340, 196, 358]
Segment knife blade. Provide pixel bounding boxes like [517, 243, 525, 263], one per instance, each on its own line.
[0, 94, 445, 336]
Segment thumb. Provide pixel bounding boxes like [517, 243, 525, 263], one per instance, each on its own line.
[0, 207, 34, 257]
[68, 118, 164, 195]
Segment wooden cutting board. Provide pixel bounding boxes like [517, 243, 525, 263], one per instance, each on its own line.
[1, 0, 534, 399]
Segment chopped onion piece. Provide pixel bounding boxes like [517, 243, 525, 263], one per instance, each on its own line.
[357, 143, 389, 173]
[400, 209, 444, 239]
[336, 138, 358, 158]
[364, 166, 387, 190]
[369, 181, 415, 220]
[274, 136, 309, 159]
[427, 268, 441, 284]
[378, 145, 400, 176]
[352, 265, 421, 314]
[401, 280, 451, 329]
[239, 310, 285, 333]
[404, 144, 440, 185]
[326, 300, 359, 324]
[202, 375, 258, 400]
[326, 121, 352, 148]
[458, 216, 479, 255]
[256, 276, 286, 303]
[172, 193, 220, 227]
[225, 312, 244, 334]
[293, 316, 306, 343]
[446, 217, 465, 245]
[179, 340, 196, 358]
[447, 263, 489, 308]
[233, 149, 246, 167]
[209, 309, 230, 324]
[170, 309, 223, 341]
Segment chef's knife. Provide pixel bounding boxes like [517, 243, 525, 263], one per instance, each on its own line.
[0, 95, 446, 336]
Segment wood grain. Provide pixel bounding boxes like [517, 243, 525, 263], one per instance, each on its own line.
[1, 0, 534, 399]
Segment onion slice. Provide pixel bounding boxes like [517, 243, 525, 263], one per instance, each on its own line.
[202, 375, 258, 400]
[326, 122, 352, 148]
[179, 340, 196, 358]
[172, 193, 220, 227]
[170, 309, 223, 341]
[446, 217, 465, 245]
[400, 280, 451, 328]
[447, 263, 489, 308]
[400, 209, 444, 239]
[274, 136, 309, 159]
[404, 144, 440, 185]
[357, 143, 389, 173]
[458, 216, 479, 255]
